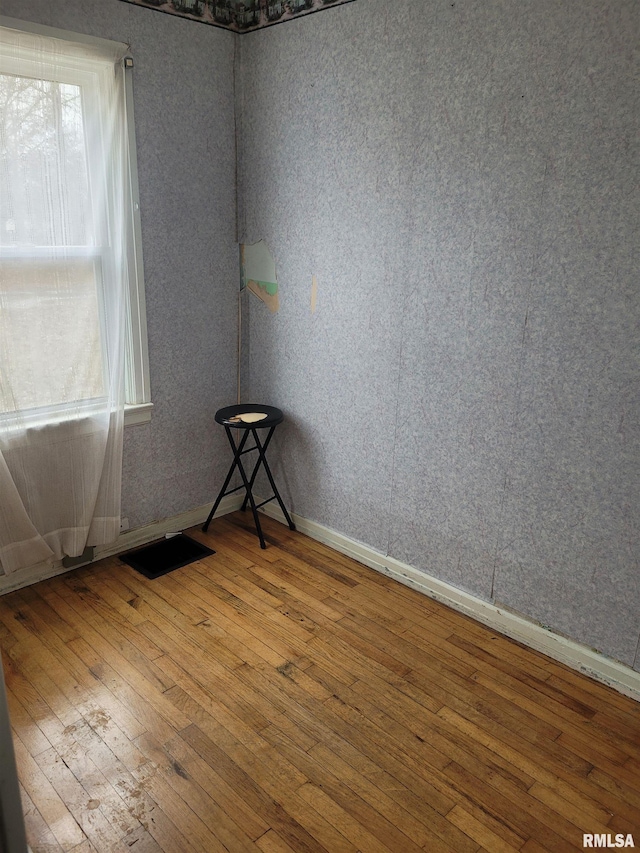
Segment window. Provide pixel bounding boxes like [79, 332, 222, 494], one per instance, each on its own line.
[0, 18, 151, 426]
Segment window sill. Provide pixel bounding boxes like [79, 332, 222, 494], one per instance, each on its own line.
[124, 402, 153, 426]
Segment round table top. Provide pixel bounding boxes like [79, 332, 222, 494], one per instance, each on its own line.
[215, 403, 283, 429]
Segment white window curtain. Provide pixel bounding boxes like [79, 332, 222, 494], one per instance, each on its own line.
[0, 25, 131, 574]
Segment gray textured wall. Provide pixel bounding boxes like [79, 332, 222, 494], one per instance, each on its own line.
[3, 0, 239, 529]
[239, 0, 640, 670]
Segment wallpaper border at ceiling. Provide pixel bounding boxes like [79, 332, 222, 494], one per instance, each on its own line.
[118, 0, 357, 33]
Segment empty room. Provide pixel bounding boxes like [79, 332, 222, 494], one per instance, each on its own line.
[0, 1, 638, 851]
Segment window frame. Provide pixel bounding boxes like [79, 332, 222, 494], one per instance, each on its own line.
[0, 16, 152, 427]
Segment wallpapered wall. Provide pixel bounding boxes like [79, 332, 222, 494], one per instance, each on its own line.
[239, 0, 640, 671]
[2, 0, 239, 530]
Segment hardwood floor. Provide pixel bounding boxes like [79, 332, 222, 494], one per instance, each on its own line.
[1, 511, 638, 853]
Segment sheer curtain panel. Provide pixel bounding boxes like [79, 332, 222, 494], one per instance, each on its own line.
[0, 24, 131, 574]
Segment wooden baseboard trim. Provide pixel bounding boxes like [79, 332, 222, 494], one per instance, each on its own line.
[0, 495, 243, 596]
[259, 501, 640, 702]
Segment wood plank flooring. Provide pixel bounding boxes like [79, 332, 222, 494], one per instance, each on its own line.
[1, 511, 638, 853]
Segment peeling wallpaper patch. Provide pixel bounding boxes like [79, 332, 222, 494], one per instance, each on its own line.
[118, 0, 356, 32]
[241, 240, 280, 312]
[247, 279, 279, 311]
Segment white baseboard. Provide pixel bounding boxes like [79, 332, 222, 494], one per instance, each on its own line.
[0, 495, 243, 596]
[3, 495, 638, 702]
[258, 501, 640, 703]
[94, 495, 243, 560]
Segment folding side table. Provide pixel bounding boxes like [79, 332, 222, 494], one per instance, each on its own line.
[202, 403, 295, 549]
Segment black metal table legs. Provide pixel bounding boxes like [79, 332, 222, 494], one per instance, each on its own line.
[202, 424, 295, 549]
